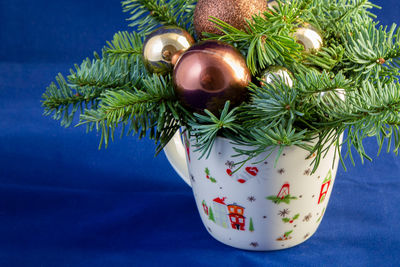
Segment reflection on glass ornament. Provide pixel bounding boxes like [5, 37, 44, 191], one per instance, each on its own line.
[143, 26, 195, 74]
[268, 1, 279, 10]
[261, 66, 294, 87]
[173, 41, 251, 115]
[294, 24, 323, 52]
[319, 88, 346, 103]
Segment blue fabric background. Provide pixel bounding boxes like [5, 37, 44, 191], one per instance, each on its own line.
[1, 0, 400, 266]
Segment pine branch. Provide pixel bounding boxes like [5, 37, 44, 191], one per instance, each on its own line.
[69, 56, 138, 90]
[188, 102, 243, 159]
[42, 28, 147, 129]
[307, 0, 379, 38]
[343, 24, 400, 80]
[231, 118, 311, 168]
[42, 74, 94, 128]
[41, 0, 400, 172]
[104, 31, 144, 62]
[42, 55, 142, 128]
[78, 74, 188, 152]
[316, 81, 400, 127]
[241, 71, 353, 131]
[331, 0, 378, 23]
[264, 0, 314, 29]
[313, 81, 400, 165]
[205, 16, 303, 75]
[122, 0, 196, 35]
[233, 71, 353, 170]
[295, 71, 353, 96]
[239, 81, 301, 130]
[302, 44, 345, 71]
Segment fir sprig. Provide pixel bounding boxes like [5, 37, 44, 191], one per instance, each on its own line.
[42, 74, 91, 128]
[302, 44, 345, 71]
[310, 80, 400, 167]
[325, 0, 378, 24]
[104, 31, 144, 62]
[308, 0, 379, 39]
[239, 81, 301, 130]
[42, 55, 141, 128]
[122, 0, 196, 35]
[42, 0, 400, 172]
[205, 16, 302, 74]
[78, 74, 187, 152]
[69, 57, 137, 90]
[231, 118, 311, 168]
[188, 102, 243, 159]
[241, 71, 353, 131]
[295, 71, 353, 96]
[343, 24, 400, 80]
[234, 71, 353, 169]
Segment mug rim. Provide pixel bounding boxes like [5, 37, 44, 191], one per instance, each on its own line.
[183, 130, 320, 149]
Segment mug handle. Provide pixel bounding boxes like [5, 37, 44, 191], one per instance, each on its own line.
[163, 130, 192, 187]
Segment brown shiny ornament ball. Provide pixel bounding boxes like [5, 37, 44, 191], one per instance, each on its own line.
[193, 0, 268, 39]
[173, 41, 251, 115]
[143, 26, 195, 74]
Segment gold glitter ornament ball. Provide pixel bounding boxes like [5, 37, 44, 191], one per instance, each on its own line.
[193, 0, 268, 39]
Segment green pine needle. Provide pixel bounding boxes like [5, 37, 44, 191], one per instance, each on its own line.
[122, 0, 196, 35]
[188, 102, 243, 159]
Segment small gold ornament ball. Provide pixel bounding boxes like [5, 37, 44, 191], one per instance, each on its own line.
[261, 66, 294, 87]
[142, 26, 195, 74]
[193, 0, 268, 39]
[294, 24, 323, 52]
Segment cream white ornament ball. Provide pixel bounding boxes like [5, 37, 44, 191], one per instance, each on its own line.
[294, 24, 323, 52]
[319, 88, 346, 103]
[268, 1, 279, 10]
[261, 66, 294, 87]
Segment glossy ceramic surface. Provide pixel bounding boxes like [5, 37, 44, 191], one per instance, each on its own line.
[165, 132, 341, 250]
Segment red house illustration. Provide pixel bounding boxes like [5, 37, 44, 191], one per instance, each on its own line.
[318, 170, 332, 204]
[277, 183, 290, 199]
[227, 203, 246, 231]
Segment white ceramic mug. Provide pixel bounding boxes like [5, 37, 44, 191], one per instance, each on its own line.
[164, 131, 341, 251]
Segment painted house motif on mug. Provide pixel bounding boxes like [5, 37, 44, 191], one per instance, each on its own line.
[212, 197, 229, 228]
[208, 197, 248, 231]
[267, 183, 298, 204]
[318, 170, 332, 204]
[227, 203, 246, 230]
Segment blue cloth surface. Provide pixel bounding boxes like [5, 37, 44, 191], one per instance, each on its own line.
[1, 0, 400, 266]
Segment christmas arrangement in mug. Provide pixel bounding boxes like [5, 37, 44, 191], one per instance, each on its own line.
[42, 0, 400, 249]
